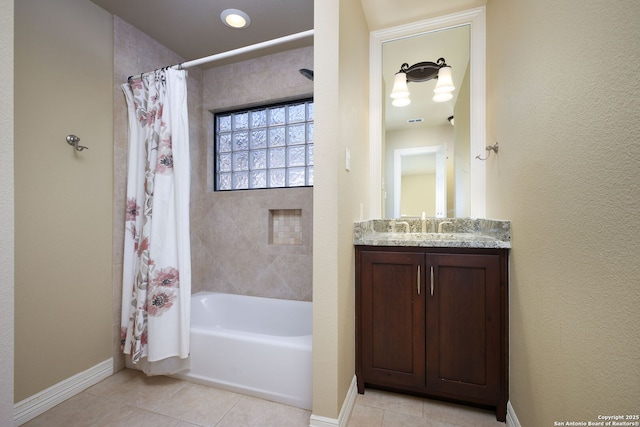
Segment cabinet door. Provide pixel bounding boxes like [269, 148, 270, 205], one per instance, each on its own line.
[360, 251, 426, 389]
[426, 253, 502, 404]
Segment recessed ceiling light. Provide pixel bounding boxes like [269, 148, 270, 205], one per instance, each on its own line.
[221, 9, 251, 29]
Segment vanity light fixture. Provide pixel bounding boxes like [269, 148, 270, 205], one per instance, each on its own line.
[448, 115, 454, 126]
[221, 9, 251, 29]
[390, 58, 455, 106]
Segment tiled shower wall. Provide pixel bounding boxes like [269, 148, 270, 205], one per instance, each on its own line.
[192, 46, 314, 301]
[112, 17, 313, 370]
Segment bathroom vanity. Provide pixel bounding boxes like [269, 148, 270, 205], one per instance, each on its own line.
[354, 219, 510, 421]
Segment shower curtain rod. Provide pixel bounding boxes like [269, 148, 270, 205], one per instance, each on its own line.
[128, 29, 314, 81]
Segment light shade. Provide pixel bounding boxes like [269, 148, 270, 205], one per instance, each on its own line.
[392, 97, 411, 107]
[221, 9, 251, 29]
[433, 92, 453, 102]
[390, 72, 410, 99]
[433, 66, 455, 102]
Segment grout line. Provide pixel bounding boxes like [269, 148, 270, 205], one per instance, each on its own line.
[213, 393, 245, 426]
[118, 400, 188, 426]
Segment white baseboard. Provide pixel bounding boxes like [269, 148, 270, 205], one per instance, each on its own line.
[506, 400, 521, 427]
[309, 376, 358, 427]
[14, 358, 113, 426]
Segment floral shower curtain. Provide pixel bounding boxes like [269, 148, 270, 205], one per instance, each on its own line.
[120, 68, 191, 375]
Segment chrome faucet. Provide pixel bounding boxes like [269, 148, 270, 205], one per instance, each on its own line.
[437, 221, 453, 233]
[421, 212, 427, 233]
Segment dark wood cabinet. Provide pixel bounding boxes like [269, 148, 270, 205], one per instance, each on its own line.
[355, 246, 508, 422]
[360, 251, 425, 389]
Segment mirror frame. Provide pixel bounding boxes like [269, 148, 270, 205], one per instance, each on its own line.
[369, 7, 486, 218]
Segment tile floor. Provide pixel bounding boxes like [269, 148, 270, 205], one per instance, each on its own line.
[22, 369, 505, 427]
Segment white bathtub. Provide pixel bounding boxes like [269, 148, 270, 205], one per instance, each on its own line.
[174, 292, 313, 410]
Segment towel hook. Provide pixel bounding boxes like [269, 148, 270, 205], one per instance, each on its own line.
[66, 134, 88, 152]
[476, 142, 498, 161]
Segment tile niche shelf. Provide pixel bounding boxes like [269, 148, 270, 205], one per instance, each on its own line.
[269, 209, 302, 245]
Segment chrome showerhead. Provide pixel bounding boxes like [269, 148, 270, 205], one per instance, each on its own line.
[299, 68, 314, 81]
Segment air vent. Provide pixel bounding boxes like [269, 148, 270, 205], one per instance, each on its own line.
[407, 118, 424, 124]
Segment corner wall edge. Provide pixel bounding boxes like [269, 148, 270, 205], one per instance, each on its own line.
[14, 358, 114, 426]
[506, 400, 522, 427]
[309, 375, 358, 427]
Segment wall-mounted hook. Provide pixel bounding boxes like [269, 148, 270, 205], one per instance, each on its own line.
[476, 142, 498, 161]
[66, 134, 88, 151]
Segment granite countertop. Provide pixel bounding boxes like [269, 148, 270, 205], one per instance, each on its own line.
[354, 218, 511, 249]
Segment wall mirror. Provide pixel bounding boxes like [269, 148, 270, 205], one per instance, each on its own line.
[369, 7, 486, 219]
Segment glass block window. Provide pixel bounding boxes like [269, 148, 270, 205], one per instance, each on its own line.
[215, 99, 314, 191]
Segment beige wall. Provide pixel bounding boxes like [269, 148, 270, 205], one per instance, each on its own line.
[194, 47, 314, 301]
[0, 0, 14, 423]
[14, 0, 113, 402]
[312, 0, 370, 419]
[112, 16, 204, 371]
[402, 174, 436, 217]
[486, 0, 640, 424]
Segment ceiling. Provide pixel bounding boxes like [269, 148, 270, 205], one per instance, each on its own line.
[89, 0, 314, 67]
[90, 0, 469, 132]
